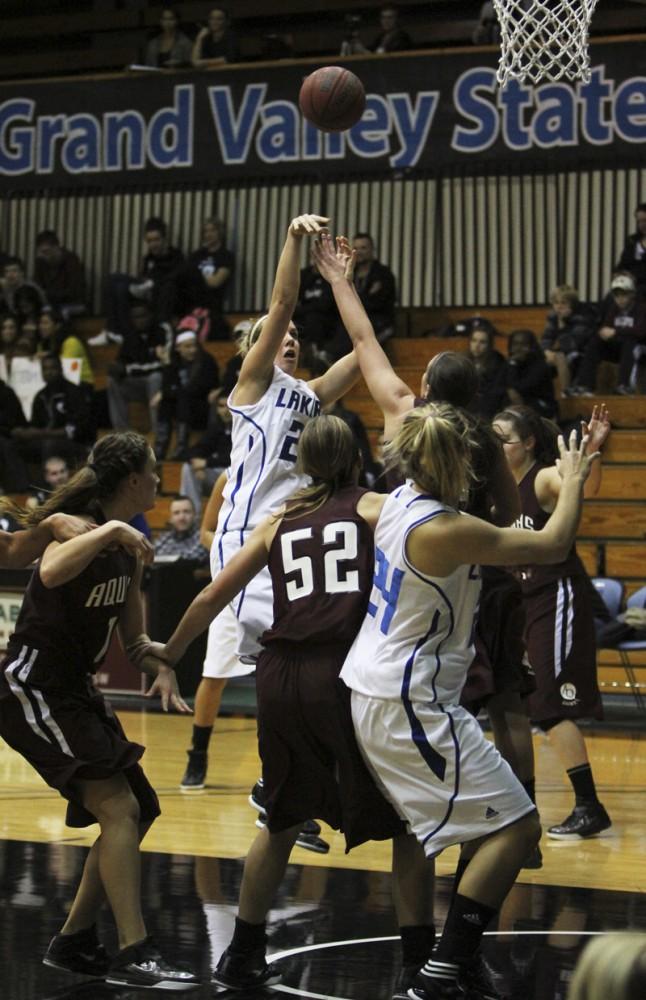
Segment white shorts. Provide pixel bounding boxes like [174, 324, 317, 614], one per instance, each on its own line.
[350, 693, 534, 858]
[212, 532, 274, 661]
[202, 602, 255, 679]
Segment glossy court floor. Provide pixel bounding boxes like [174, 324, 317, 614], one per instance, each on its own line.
[2, 707, 646, 1000]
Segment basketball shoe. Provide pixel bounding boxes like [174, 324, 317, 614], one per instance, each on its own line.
[211, 944, 282, 991]
[547, 801, 611, 839]
[106, 936, 199, 989]
[43, 924, 110, 977]
[250, 779, 330, 854]
[180, 749, 207, 791]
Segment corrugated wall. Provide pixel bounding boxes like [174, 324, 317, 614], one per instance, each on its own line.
[1, 166, 645, 314]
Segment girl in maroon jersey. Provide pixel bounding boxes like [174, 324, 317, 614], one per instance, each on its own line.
[0, 431, 198, 991]
[493, 404, 612, 840]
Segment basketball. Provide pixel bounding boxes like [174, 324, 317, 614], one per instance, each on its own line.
[298, 66, 366, 133]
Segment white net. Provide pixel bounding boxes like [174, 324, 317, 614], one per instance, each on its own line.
[492, 0, 599, 86]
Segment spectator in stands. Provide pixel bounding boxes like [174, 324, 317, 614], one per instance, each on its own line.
[14, 285, 43, 348]
[11, 353, 95, 464]
[154, 495, 209, 563]
[506, 328, 557, 418]
[294, 247, 339, 366]
[0, 257, 47, 315]
[153, 325, 220, 460]
[180, 389, 232, 512]
[38, 307, 93, 387]
[27, 454, 71, 509]
[541, 284, 595, 395]
[331, 233, 396, 358]
[0, 376, 29, 492]
[192, 7, 240, 67]
[184, 218, 234, 340]
[575, 272, 646, 396]
[467, 322, 509, 418]
[615, 202, 646, 294]
[34, 230, 87, 321]
[91, 217, 184, 345]
[0, 314, 20, 367]
[340, 5, 411, 55]
[144, 7, 193, 68]
[107, 300, 170, 434]
[472, 1, 501, 44]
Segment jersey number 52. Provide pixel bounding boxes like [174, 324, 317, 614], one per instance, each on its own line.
[281, 522, 359, 599]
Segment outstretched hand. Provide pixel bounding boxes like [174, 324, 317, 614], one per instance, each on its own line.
[312, 232, 356, 284]
[582, 403, 611, 454]
[555, 427, 600, 483]
[146, 661, 192, 713]
[289, 214, 330, 237]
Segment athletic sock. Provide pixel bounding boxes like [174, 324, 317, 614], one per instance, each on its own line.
[400, 924, 436, 968]
[522, 778, 536, 805]
[566, 763, 598, 805]
[191, 724, 213, 754]
[433, 893, 497, 966]
[230, 916, 266, 953]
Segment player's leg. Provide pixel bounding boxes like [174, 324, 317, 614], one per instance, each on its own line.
[391, 833, 436, 1000]
[541, 717, 611, 839]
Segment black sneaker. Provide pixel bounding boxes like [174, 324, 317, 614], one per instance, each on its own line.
[254, 810, 329, 854]
[180, 750, 206, 791]
[522, 844, 543, 869]
[408, 980, 467, 999]
[393, 964, 422, 999]
[211, 945, 282, 991]
[43, 924, 110, 977]
[547, 801, 611, 839]
[459, 950, 507, 999]
[248, 779, 266, 813]
[106, 935, 199, 990]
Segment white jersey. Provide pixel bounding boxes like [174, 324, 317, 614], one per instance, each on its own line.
[216, 366, 321, 540]
[341, 484, 482, 705]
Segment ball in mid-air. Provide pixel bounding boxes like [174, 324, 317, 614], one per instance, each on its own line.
[298, 66, 366, 132]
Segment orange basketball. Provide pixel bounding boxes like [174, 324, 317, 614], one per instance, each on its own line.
[298, 66, 366, 133]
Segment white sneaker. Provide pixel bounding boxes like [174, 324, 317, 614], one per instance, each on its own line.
[88, 330, 123, 346]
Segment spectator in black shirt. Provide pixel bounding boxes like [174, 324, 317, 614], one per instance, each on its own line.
[575, 272, 646, 395]
[144, 7, 193, 68]
[34, 230, 87, 321]
[506, 328, 557, 418]
[341, 5, 412, 55]
[183, 218, 235, 340]
[192, 7, 240, 67]
[107, 301, 170, 433]
[1, 257, 47, 315]
[541, 284, 595, 395]
[616, 202, 646, 295]
[330, 232, 397, 358]
[153, 326, 220, 460]
[12, 353, 95, 464]
[179, 390, 232, 512]
[0, 378, 29, 492]
[294, 248, 340, 366]
[467, 323, 509, 418]
[92, 217, 184, 345]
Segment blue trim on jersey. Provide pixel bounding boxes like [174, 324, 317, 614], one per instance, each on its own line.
[422, 706, 461, 847]
[218, 460, 246, 570]
[224, 405, 268, 540]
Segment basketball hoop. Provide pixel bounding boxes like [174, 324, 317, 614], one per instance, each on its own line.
[492, 0, 599, 86]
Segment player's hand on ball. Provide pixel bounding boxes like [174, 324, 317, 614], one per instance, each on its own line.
[289, 214, 330, 237]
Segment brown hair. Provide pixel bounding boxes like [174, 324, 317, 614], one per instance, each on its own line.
[493, 405, 559, 465]
[281, 415, 360, 520]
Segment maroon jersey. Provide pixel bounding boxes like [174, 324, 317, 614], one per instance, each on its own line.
[1, 546, 136, 696]
[262, 486, 373, 650]
[516, 462, 585, 594]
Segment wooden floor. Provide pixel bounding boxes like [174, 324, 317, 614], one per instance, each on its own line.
[1, 709, 645, 894]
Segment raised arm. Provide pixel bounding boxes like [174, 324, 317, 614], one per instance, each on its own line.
[312, 234, 414, 431]
[232, 214, 329, 407]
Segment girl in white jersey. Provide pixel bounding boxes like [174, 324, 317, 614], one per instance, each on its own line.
[340, 403, 598, 1000]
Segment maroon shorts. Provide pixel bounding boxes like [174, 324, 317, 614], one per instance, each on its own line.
[0, 682, 160, 828]
[256, 641, 406, 850]
[462, 567, 535, 714]
[523, 574, 603, 723]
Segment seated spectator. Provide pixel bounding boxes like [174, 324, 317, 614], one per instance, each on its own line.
[144, 7, 193, 68]
[0, 314, 20, 367]
[26, 454, 70, 509]
[180, 389, 232, 512]
[541, 284, 595, 395]
[34, 230, 87, 321]
[0, 257, 47, 315]
[14, 285, 46, 343]
[615, 202, 646, 294]
[506, 328, 557, 418]
[340, 5, 411, 55]
[183, 218, 234, 340]
[38, 307, 93, 386]
[107, 300, 170, 434]
[192, 7, 240, 68]
[472, 1, 501, 44]
[11, 353, 95, 465]
[0, 376, 28, 492]
[153, 324, 220, 460]
[294, 247, 340, 366]
[575, 272, 646, 396]
[91, 217, 184, 345]
[466, 322, 508, 418]
[154, 495, 209, 563]
[568, 933, 646, 1000]
[331, 233, 396, 357]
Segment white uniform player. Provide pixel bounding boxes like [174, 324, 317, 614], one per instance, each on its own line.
[210, 366, 321, 662]
[341, 483, 534, 858]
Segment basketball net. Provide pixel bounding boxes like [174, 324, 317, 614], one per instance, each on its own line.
[492, 0, 599, 86]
